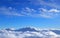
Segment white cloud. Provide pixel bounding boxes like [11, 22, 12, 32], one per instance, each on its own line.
[21, 7, 60, 18]
[48, 9, 60, 12]
[2, 0, 60, 9]
[0, 7, 60, 18]
[0, 7, 23, 16]
[38, 8, 60, 18]
[21, 7, 36, 16]
[0, 27, 60, 38]
[30, 0, 60, 9]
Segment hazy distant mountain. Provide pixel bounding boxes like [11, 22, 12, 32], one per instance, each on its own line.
[51, 30, 60, 35]
[14, 27, 39, 32]
[0, 27, 60, 38]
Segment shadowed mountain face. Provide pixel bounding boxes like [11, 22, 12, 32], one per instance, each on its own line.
[24, 36, 41, 38]
[0, 27, 60, 38]
[15, 27, 39, 32]
[5, 27, 60, 35]
[5, 27, 39, 32]
[51, 30, 60, 35]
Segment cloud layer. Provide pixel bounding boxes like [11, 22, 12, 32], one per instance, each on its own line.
[0, 27, 60, 38]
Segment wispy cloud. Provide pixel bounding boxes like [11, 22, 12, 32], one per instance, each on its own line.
[1, 0, 60, 9]
[0, 7, 60, 18]
[21, 7, 60, 18]
[21, 7, 36, 16]
[38, 8, 60, 18]
[0, 7, 23, 16]
[30, 0, 60, 9]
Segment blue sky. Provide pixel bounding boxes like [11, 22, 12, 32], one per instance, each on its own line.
[0, 0, 60, 29]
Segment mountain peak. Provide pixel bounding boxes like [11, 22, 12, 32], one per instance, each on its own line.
[15, 27, 39, 32]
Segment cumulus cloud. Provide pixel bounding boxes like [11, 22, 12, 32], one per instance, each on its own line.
[0, 27, 60, 38]
[38, 8, 60, 18]
[20, 7, 36, 16]
[21, 7, 60, 18]
[0, 7, 60, 18]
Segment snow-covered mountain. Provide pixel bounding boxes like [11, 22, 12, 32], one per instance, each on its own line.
[0, 27, 60, 38]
